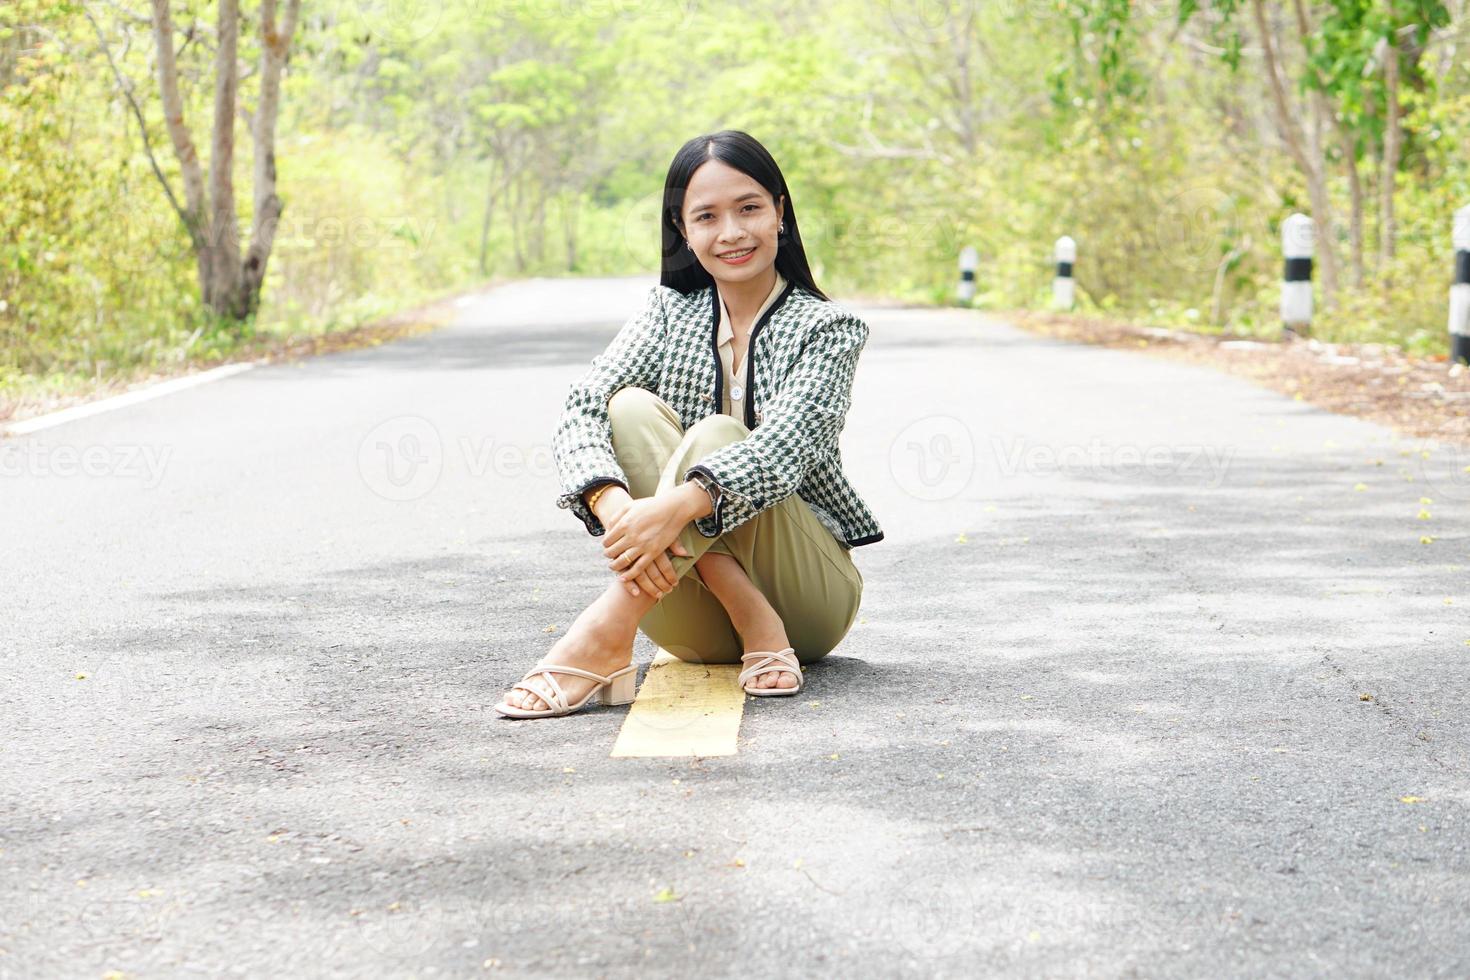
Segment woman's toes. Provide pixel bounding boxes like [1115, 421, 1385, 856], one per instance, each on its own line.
[505, 688, 546, 710]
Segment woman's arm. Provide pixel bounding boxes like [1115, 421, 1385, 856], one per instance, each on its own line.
[552, 285, 669, 536]
[680, 311, 868, 538]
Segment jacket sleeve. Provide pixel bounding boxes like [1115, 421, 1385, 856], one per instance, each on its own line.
[681, 311, 868, 538]
[552, 284, 668, 536]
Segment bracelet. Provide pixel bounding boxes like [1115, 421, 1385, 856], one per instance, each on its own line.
[586, 483, 613, 511]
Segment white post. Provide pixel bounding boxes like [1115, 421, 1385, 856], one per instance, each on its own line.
[1449, 204, 1470, 366]
[1053, 236, 1076, 310]
[957, 246, 978, 305]
[1280, 212, 1314, 338]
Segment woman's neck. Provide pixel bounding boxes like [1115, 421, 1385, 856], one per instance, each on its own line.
[718, 266, 779, 330]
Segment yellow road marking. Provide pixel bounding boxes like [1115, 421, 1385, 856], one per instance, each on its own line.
[611, 648, 745, 757]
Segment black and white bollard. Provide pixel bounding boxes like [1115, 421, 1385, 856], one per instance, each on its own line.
[1450, 204, 1470, 366]
[1280, 212, 1313, 339]
[957, 246, 978, 305]
[1053, 236, 1076, 310]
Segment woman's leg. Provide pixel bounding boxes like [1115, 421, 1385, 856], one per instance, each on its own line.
[636, 397, 865, 678]
[503, 386, 863, 709]
[693, 491, 864, 669]
[498, 578, 665, 712]
[691, 551, 796, 690]
[502, 387, 739, 711]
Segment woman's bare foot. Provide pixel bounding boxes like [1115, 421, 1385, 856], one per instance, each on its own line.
[500, 581, 657, 712]
[694, 552, 798, 691]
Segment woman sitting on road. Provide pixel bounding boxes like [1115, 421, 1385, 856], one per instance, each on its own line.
[495, 129, 884, 719]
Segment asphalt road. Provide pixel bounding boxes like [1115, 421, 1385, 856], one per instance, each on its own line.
[2, 276, 1467, 978]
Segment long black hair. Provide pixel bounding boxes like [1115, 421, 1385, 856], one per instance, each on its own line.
[657, 130, 829, 302]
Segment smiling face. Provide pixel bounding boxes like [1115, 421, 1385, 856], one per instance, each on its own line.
[677, 159, 785, 287]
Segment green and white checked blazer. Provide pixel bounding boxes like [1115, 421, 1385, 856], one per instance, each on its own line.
[552, 278, 885, 550]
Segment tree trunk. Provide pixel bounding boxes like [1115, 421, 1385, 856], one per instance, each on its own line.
[562, 191, 578, 272]
[1254, 0, 1339, 309]
[150, 0, 206, 245]
[527, 180, 547, 268]
[204, 0, 245, 319]
[1342, 125, 1365, 288]
[1379, 32, 1401, 289]
[508, 174, 525, 273]
[242, 0, 300, 317]
[145, 0, 299, 326]
[1290, 0, 1363, 289]
[479, 160, 499, 276]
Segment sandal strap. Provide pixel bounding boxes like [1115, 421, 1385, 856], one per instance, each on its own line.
[509, 662, 630, 712]
[522, 662, 619, 685]
[738, 647, 801, 686]
[511, 670, 568, 712]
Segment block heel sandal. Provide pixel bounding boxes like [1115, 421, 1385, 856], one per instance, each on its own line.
[493, 662, 638, 719]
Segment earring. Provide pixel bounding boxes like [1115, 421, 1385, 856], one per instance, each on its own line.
[685, 241, 692, 250]
[778, 222, 785, 234]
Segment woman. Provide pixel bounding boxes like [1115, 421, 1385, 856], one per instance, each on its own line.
[495, 129, 884, 719]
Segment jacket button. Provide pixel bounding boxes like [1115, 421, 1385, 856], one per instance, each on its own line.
[754, 410, 763, 422]
[703, 393, 712, 402]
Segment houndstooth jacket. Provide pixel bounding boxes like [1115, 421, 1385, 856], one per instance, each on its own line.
[551, 278, 885, 550]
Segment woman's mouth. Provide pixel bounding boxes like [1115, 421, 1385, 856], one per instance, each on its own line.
[717, 247, 755, 265]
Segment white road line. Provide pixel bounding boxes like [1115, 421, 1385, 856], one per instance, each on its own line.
[2, 360, 261, 437]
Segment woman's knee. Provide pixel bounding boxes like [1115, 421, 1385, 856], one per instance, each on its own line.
[683, 411, 749, 454]
[688, 412, 748, 438]
[607, 385, 666, 428]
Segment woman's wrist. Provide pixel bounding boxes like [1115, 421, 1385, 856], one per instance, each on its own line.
[677, 477, 715, 521]
[590, 484, 631, 522]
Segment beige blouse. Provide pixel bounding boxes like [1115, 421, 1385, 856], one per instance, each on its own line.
[716, 270, 788, 419]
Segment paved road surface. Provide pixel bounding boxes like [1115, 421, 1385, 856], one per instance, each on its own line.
[2, 277, 1467, 978]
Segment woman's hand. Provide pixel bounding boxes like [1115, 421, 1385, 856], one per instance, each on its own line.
[593, 486, 694, 599]
[603, 494, 693, 598]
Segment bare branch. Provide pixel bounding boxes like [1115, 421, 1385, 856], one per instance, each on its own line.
[82, 4, 200, 249]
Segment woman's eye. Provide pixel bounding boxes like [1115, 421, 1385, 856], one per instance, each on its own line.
[694, 205, 759, 220]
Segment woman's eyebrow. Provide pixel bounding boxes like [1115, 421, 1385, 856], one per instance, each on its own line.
[688, 191, 763, 212]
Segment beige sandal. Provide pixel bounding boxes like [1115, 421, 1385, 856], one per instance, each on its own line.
[493, 662, 638, 719]
[738, 647, 803, 697]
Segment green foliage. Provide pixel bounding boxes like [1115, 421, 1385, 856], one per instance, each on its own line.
[3, 0, 1469, 404]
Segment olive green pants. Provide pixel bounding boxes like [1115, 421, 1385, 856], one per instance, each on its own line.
[606, 386, 863, 667]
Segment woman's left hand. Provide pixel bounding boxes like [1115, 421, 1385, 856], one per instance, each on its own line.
[603, 495, 690, 587]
